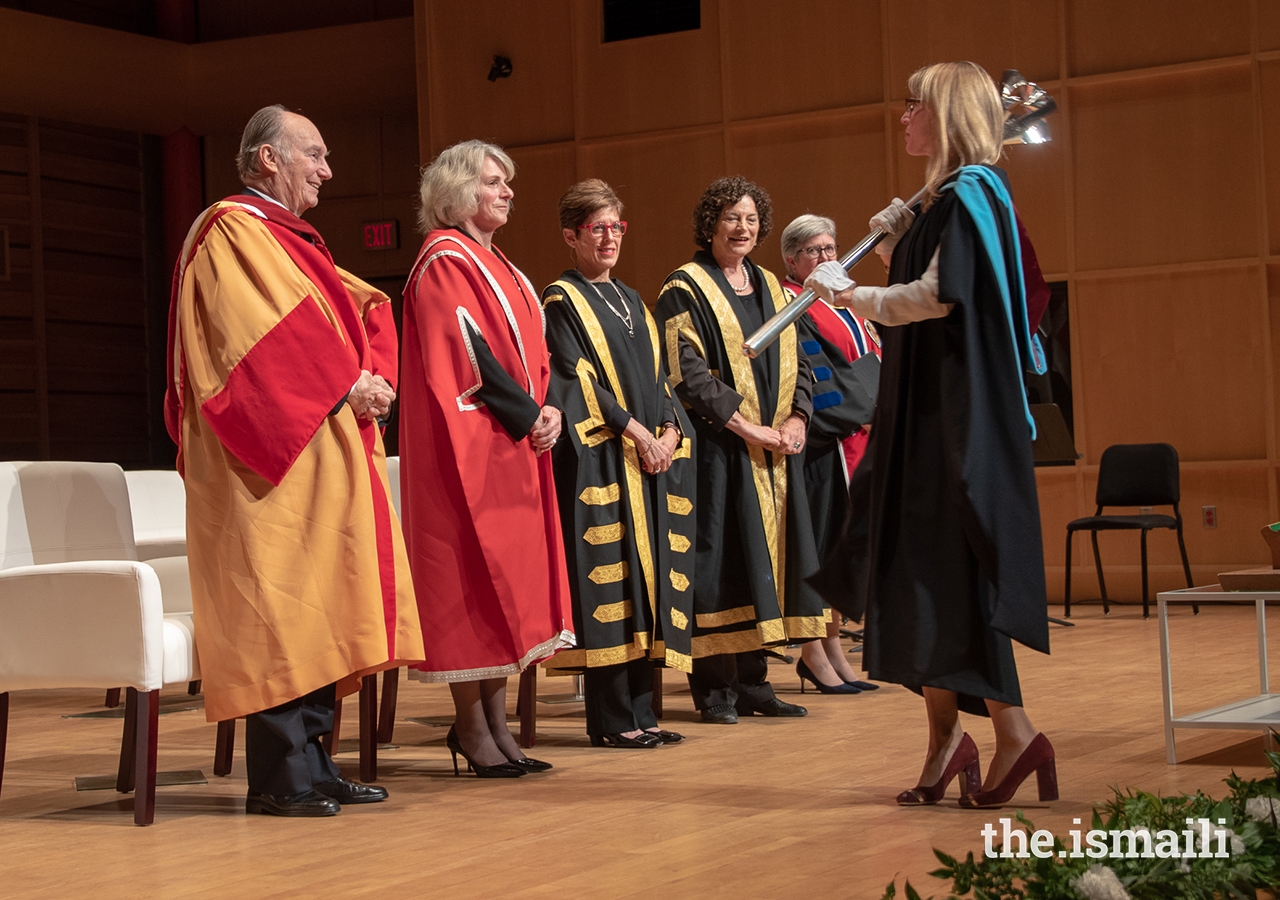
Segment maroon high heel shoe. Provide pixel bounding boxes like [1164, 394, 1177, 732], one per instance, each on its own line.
[896, 733, 981, 806]
[958, 733, 1057, 809]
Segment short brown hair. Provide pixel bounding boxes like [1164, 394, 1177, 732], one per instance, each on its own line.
[557, 179, 624, 230]
[692, 176, 772, 251]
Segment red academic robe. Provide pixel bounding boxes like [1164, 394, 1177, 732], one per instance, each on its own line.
[400, 228, 575, 681]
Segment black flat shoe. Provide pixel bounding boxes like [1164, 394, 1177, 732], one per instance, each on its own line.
[313, 775, 388, 804]
[590, 732, 661, 748]
[446, 726, 526, 778]
[245, 789, 340, 817]
[699, 704, 739, 725]
[507, 756, 553, 772]
[739, 697, 808, 717]
[645, 729, 685, 744]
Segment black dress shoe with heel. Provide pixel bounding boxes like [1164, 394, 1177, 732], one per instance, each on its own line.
[506, 756, 553, 772]
[245, 788, 340, 817]
[645, 728, 685, 744]
[796, 660, 862, 695]
[446, 726, 526, 778]
[313, 774, 388, 804]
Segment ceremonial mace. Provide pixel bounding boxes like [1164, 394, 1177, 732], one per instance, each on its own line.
[741, 69, 1058, 358]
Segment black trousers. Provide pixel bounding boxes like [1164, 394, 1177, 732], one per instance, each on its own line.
[584, 659, 657, 735]
[244, 683, 341, 795]
[687, 649, 776, 710]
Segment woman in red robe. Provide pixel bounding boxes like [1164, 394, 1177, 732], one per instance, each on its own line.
[400, 140, 575, 777]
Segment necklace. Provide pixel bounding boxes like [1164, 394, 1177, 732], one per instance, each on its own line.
[725, 265, 752, 295]
[583, 274, 633, 337]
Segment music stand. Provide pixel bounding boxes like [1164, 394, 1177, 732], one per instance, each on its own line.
[1031, 404, 1080, 626]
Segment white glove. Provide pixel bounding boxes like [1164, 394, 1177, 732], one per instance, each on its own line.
[870, 197, 914, 237]
[869, 197, 915, 256]
[804, 260, 855, 304]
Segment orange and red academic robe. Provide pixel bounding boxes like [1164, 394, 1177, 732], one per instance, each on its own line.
[400, 228, 574, 681]
[165, 194, 424, 723]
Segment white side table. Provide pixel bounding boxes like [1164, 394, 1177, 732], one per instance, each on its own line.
[1159, 584, 1280, 764]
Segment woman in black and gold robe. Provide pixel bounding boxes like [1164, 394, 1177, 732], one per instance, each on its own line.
[544, 179, 695, 748]
[655, 176, 827, 726]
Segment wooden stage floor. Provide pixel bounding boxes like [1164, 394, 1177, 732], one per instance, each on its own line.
[1, 602, 1275, 899]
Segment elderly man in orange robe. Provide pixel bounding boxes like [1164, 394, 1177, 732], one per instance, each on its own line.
[165, 105, 424, 817]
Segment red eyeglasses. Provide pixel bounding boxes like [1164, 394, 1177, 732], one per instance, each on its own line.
[578, 221, 628, 237]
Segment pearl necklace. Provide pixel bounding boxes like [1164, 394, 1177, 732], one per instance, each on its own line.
[583, 274, 634, 337]
[725, 265, 752, 295]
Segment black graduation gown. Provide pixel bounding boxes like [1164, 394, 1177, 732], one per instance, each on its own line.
[544, 271, 696, 673]
[655, 251, 827, 657]
[820, 167, 1049, 715]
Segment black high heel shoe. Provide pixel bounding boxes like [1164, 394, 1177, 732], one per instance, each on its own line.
[505, 755, 553, 773]
[445, 726, 526, 778]
[796, 660, 862, 695]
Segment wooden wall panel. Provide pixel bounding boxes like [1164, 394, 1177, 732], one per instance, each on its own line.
[721, 0, 883, 122]
[884, 0, 1060, 97]
[1066, 0, 1251, 77]
[1035, 468, 1078, 570]
[1270, 264, 1280, 445]
[727, 109, 889, 285]
[495, 143, 577, 293]
[1000, 111, 1067, 276]
[573, 0, 723, 140]
[577, 130, 726, 302]
[1262, 3, 1280, 52]
[1258, 60, 1280, 255]
[1071, 65, 1256, 271]
[1073, 265, 1267, 463]
[0, 12, 416, 136]
[425, 0, 574, 151]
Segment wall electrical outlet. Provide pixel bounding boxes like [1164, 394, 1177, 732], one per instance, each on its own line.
[1203, 505, 1217, 529]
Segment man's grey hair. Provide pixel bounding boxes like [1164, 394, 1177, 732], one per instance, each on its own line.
[236, 104, 293, 182]
[780, 214, 838, 273]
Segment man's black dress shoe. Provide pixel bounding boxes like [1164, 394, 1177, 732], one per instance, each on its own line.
[313, 775, 388, 804]
[590, 732, 660, 748]
[245, 788, 340, 817]
[739, 697, 808, 717]
[700, 704, 739, 725]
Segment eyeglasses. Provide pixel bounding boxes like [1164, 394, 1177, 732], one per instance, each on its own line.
[904, 97, 923, 115]
[798, 244, 839, 260]
[578, 220, 628, 237]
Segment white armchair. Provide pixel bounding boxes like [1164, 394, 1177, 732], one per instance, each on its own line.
[123, 469, 187, 562]
[0, 461, 199, 825]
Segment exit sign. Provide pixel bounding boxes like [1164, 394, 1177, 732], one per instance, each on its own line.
[363, 220, 399, 251]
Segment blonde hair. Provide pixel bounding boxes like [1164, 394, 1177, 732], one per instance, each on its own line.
[417, 139, 516, 233]
[907, 61, 1004, 207]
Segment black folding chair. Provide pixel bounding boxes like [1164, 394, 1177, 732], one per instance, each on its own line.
[1064, 443, 1197, 619]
